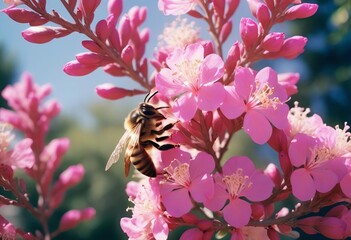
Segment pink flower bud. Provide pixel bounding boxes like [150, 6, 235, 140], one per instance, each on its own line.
[0, 164, 14, 182]
[264, 163, 282, 187]
[128, 6, 143, 29]
[251, 203, 265, 220]
[225, 41, 240, 72]
[63, 60, 98, 76]
[317, 217, 347, 239]
[267, 228, 280, 240]
[187, 10, 204, 18]
[21, 26, 56, 44]
[225, 0, 239, 19]
[246, 0, 261, 18]
[58, 208, 96, 232]
[3, 8, 42, 24]
[139, 58, 148, 79]
[95, 19, 109, 41]
[121, 45, 134, 66]
[213, 0, 225, 17]
[107, 0, 123, 19]
[96, 83, 145, 100]
[118, 16, 132, 47]
[43, 99, 61, 119]
[103, 63, 124, 76]
[219, 20, 232, 43]
[59, 164, 85, 188]
[76, 52, 107, 65]
[81, 40, 102, 53]
[79, 0, 101, 18]
[256, 3, 270, 29]
[240, 18, 258, 50]
[283, 3, 318, 21]
[278, 36, 307, 59]
[262, 32, 285, 52]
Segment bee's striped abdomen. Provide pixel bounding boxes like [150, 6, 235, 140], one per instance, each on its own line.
[129, 144, 156, 177]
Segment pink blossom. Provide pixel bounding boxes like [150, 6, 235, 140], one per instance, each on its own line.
[0, 123, 34, 169]
[155, 43, 225, 121]
[288, 133, 340, 201]
[220, 67, 289, 144]
[121, 179, 170, 240]
[158, 0, 197, 16]
[204, 156, 273, 227]
[95, 83, 146, 100]
[277, 72, 299, 96]
[160, 150, 215, 217]
[22, 26, 71, 44]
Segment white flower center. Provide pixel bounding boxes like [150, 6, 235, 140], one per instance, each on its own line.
[0, 123, 14, 154]
[174, 58, 202, 92]
[165, 160, 191, 187]
[248, 81, 280, 110]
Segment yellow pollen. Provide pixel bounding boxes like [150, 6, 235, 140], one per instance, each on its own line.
[165, 160, 191, 187]
[250, 81, 280, 109]
[174, 59, 202, 92]
[309, 146, 333, 169]
[222, 168, 252, 199]
[158, 17, 200, 49]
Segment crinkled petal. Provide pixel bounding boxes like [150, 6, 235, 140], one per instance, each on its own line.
[223, 199, 251, 227]
[198, 82, 225, 111]
[190, 152, 215, 178]
[291, 168, 316, 201]
[243, 172, 273, 201]
[243, 110, 272, 144]
[156, 68, 186, 96]
[259, 104, 289, 129]
[311, 169, 338, 193]
[200, 54, 224, 85]
[190, 174, 214, 202]
[160, 185, 192, 217]
[152, 217, 169, 240]
[220, 86, 246, 119]
[289, 133, 315, 167]
[234, 67, 255, 100]
[173, 93, 197, 121]
[10, 138, 34, 168]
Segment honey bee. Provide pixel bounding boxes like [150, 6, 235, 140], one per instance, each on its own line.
[105, 92, 177, 177]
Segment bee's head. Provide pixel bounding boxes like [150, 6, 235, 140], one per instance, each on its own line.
[138, 103, 166, 120]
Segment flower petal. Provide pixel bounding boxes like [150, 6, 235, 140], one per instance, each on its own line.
[200, 54, 224, 85]
[243, 110, 272, 144]
[223, 199, 251, 227]
[291, 168, 315, 201]
[223, 156, 255, 176]
[155, 68, 186, 96]
[160, 185, 192, 217]
[243, 172, 273, 201]
[190, 152, 215, 178]
[220, 86, 246, 119]
[198, 82, 225, 111]
[311, 169, 338, 193]
[173, 93, 197, 121]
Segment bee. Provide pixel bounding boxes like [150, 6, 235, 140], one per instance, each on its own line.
[105, 92, 177, 177]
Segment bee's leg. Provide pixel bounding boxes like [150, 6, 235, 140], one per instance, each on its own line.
[143, 140, 178, 151]
[152, 122, 177, 135]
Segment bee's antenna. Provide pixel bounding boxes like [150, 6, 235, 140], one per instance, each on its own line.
[145, 91, 158, 102]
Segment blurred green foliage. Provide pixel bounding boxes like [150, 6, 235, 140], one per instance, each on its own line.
[0, 44, 15, 108]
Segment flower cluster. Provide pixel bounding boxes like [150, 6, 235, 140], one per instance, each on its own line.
[0, 73, 95, 239]
[2, 0, 350, 239]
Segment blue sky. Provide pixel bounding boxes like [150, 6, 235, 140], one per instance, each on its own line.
[0, 1, 249, 118]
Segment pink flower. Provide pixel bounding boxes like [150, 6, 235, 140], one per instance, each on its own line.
[204, 156, 273, 227]
[160, 150, 215, 217]
[155, 43, 225, 121]
[158, 0, 197, 15]
[121, 179, 170, 240]
[288, 133, 340, 201]
[220, 67, 289, 144]
[58, 208, 96, 232]
[0, 123, 34, 169]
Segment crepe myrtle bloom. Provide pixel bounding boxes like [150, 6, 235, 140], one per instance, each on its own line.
[204, 156, 273, 228]
[156, 43, 225, 121]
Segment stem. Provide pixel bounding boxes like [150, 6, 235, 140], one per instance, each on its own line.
[198, 0, 223, 58]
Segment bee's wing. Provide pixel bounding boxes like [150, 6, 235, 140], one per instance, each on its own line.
[123, 123, 143, 177]
[105, 129, 132, 171]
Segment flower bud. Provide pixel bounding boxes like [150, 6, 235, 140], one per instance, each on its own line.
[103, 63, 124, 76]
[213, 0, 225, 17]
[107, 0, 123, 20]
[119, 16, 132, 47]
[226, 0, 239, 19]
[3, 8, 43, 24]
[96, 84, 145, 100]
[225, 41, 240, 73]
[278, 72, 299, 96]
[256, 3, 270, 30]
[316, 217, 347, 239]
[63, 60, 98, 76]
[278, 36, 307, 59]
[240, 18, 258, 50]
[219, 20, 232, 43]
[121, 45, 134, 66]
[283, 3, 318, 21]
[81, 40, 102, 53]
[262, 32, 285, 52]
[95, 19, 109, 41]
[58, 208, 96, 232]
[22, 26, 56, 44]
[76, 52, 107, 65]
[264, 163, 282, 187]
